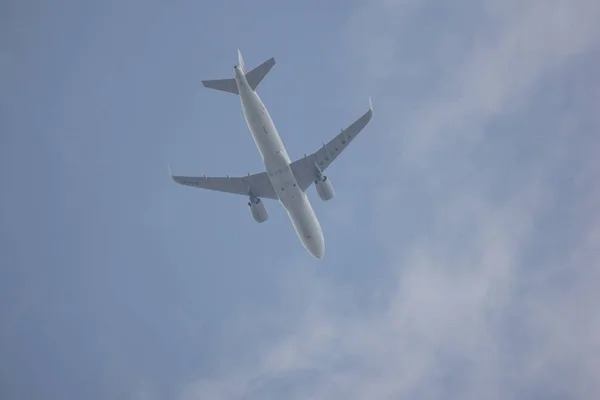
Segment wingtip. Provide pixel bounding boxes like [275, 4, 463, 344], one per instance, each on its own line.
[368, 96, 373, 111]
[168, 164, 174, 180]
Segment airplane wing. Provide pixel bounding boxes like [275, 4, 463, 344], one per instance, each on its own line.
[290, 100, 374, 191]
[170, 169, 278, 199]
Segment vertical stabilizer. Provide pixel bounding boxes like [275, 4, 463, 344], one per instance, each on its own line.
[237, 49, 245, 73]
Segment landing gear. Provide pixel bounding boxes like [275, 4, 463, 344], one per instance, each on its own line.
[247, 190, 261, 207]
[314, 169, 327, 184]
[248, 190, 268, 223]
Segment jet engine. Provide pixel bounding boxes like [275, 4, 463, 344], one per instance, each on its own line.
[315, 174, 335, 201]
[248, 196, 268, 223]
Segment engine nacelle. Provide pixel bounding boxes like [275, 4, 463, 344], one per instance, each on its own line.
[315, 175, 335, 201]
[248, 197, 268, 223]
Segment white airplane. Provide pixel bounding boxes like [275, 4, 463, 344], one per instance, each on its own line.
[170, 50, 373, 259]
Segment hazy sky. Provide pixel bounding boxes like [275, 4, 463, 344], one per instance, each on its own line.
[1, 0, 599, 399]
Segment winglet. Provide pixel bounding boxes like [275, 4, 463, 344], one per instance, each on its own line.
[369, 96, 373, 111]
[168, 164, 175, 181]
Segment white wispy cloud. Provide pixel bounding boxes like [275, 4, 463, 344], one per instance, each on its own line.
[181, 0, 600, 398]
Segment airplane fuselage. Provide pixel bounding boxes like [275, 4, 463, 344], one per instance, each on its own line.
[234, 66, 325, 259]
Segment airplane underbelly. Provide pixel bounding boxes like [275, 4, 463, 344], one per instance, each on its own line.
[243, 102, 289, 164]
[246, 118, 270, 156]
[268, 163, 300, 205]
[286, 192, 325, 258]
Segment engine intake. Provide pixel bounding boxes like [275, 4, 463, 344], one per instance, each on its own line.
[248, 196, 268, 223]
[315, 175, 335, 201]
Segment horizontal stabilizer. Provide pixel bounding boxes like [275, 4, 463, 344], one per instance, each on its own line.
[246, 57, 276, 90]
[201, 51, 275, 94]
[201, 78, 239, 94]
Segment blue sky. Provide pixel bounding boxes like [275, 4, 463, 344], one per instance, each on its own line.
[1, 0, 599, 399]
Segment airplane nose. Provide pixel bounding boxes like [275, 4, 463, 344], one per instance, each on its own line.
[307, 235, 325, 259]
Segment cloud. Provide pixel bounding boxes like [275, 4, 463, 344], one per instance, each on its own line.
[180, 0, 600, 399]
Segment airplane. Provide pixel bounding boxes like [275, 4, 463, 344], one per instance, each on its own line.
[170, 50, 373, 259]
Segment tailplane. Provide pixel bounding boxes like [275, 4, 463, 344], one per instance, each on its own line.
[201, 50, 276, 94]
[201, 77, 239, 94]
[245, 56, 275, 90]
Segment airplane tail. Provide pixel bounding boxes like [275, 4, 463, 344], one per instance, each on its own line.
[237, 49, 246, 73]
[201, 50, 276, 95]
